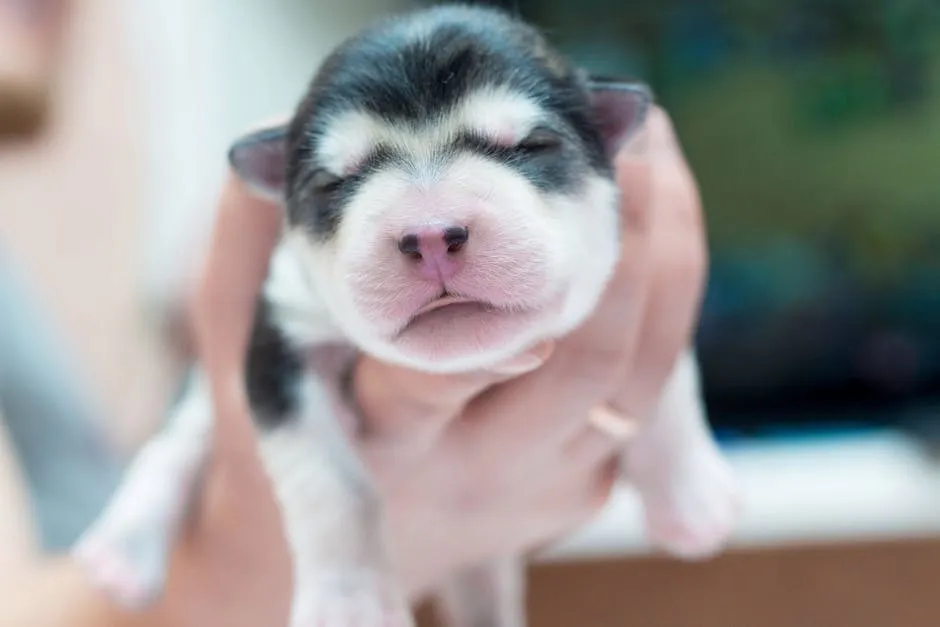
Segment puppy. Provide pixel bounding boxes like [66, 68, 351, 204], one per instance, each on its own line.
[74, 5, 741, 626]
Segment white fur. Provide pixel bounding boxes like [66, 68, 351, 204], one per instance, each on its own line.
[274, 85, 620, 375]
[258, 375, 412, 626]
[264, 241, 343, 346]
[624, 351, 742, 559]
[436, 558, 527, 627]
[286, 155, 620, 374]
[73, 378, 213, 608]
[317, 86, 544, 176]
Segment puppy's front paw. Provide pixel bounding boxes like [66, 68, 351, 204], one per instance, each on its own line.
[72, 448, 193, 610]
[639, 447, 742, 560]
[292, 571, 414, 627]
[73, 518, 169, 610]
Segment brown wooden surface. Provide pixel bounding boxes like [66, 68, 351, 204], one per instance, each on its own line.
[416, 538, 940, 627]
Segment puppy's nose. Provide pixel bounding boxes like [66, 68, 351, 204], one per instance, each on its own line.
[398, 226, 469, 282]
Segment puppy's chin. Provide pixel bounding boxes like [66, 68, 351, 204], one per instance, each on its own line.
[354, 299, 565, 374]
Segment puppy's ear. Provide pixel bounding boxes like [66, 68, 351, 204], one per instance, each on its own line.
[228, 124, 289, 201]
[586, 78, 653, 158]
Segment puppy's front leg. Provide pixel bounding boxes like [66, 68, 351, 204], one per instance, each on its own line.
[74, 375, 213, 608]
[435, 556, 527, 627]
[624, 350, 742, 559]
[255, 372, 412, 627]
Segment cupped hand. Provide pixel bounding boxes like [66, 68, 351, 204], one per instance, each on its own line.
[353, 106, 707, 598]
[156, 105, 706, 625]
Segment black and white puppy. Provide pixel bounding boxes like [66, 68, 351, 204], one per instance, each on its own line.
[75, 5, 740, 626]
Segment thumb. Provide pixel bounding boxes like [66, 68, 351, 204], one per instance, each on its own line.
[186, 172, 282, 461]
[352, 341, 555, 446]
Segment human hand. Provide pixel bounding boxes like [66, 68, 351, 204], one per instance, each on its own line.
[113, 173, 295, 627]
[156, 103, 705, 624]
[352, 106, 708, 599]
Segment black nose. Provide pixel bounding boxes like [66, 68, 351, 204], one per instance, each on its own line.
[397, 226, 470, 258]
[443, 226, 469, 251]
[397, 233, 420, 257]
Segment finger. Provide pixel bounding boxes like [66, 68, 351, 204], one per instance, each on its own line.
[193, 172, 283, 455]
[564, 420, 626, 471]
[353, 340, 556, 445]
[608, 107, 708, 421]
[565, 403, 643, 468]
[458, 120, 658, 452]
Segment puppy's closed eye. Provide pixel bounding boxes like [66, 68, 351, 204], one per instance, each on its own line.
[515, 127, 562, 154]
[311, 169, 345, 194]
[457, 127, 562, 158]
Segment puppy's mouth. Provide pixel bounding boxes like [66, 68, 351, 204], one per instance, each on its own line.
[413, 293, 486, 316]
[404, 293, 502, 329]
[389, 289, 563, 365]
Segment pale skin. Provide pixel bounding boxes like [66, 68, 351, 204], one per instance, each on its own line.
[0, 107, 707, 626]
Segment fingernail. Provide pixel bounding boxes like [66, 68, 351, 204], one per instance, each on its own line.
[490, 341, 555, 376]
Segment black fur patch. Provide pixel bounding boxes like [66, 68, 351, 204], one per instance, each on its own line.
[299, 145, 404, 236]
[245, 298, 304, 429]
[451, 128, 583, 193]
[283, 4, 612, 239]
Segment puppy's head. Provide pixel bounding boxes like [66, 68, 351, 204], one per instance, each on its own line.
[230, 5, 651, 373]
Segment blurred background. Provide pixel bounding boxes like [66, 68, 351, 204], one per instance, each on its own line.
[2, 0, 939, 625]
[488, 0, 940, 438]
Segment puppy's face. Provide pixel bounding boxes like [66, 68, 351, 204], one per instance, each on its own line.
[231, 6, 650, 373]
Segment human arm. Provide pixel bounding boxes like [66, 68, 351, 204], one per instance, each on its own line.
[0, 417, 143, 626]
